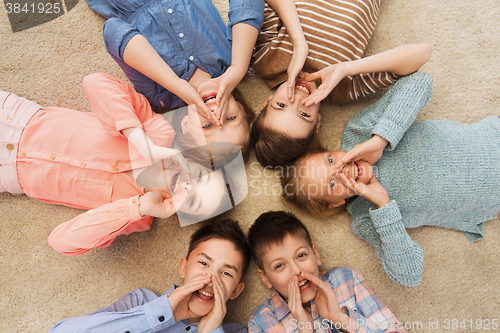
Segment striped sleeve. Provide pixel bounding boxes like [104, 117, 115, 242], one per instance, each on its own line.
[252, 0, 399, 102]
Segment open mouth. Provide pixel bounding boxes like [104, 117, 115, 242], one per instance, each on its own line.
[170, 172, 182, 194]
[202, 93, 217, 106]
[298, 279, 311, 292]
[295, 80, 311, 95]
[354, 161, 362, 181]
[196, 289, 214, 302]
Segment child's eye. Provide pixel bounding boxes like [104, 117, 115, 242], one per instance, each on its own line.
[274, 263, 283, 270]
[330, 180, 335, 190]
[198, 171, 202, 183]
[298, 253, 307, 258]
[199, 261, 208, 266]
[189, 196, 195, 208]
[225, 116, 236, 121]
[203, 123, 213, 129]
[222, 271, 233, 278]
[300, 111, 310, 118]
[328, 155, 333, 165]
[277, 102, 286, 108]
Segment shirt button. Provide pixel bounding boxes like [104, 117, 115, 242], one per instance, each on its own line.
[179, 33, 184, 38]
[81, 162, 87, 167]
[7, 117, 12, 121]
[49, 155, 55, 160]
[312, 311, 318, 317]
[131, 198, 137, 204]
[113, 167, 119, 172]
[6, 144, 15, 150]
[186, 326, 191, 331]
[158, 315, 165, 322]
[168, 8, 173, 13]
[189, 56, 194, 61]
[20, 153, 26, 157]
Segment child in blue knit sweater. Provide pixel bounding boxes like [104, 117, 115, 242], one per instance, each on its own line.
[281, 72, 500, 287]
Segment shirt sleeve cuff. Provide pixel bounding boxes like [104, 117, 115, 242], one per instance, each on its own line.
[103, 17, 141, 59]
[209, 326, 225, 333]
[371, 118, 404, 151]
[341, 306, 383, 333]
[369, 200, 402, 228]
[142, 294, 176, 330]
[228, 2, 264, 31]
[115, 119, 144, 137]
[129, 195, 144, 220]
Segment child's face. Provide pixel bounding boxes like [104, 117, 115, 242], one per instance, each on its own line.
[179, 238, 245, 319]
[157, 162, 229, 217]
[262, 78, 321, 139]
[257, 233, 322, 304]
[183, 80, 248, 148]
[301, 150, 374, 208]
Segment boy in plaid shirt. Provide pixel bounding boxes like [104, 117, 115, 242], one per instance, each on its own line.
[247, 211, 406, 333]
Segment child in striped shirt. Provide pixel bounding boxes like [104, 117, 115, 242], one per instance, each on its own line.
[250, 0, 431, 168]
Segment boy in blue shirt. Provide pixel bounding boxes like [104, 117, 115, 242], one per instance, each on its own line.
[49, 218, 250, 333]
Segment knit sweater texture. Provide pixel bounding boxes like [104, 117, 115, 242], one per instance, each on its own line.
[342, 72, 500, 287]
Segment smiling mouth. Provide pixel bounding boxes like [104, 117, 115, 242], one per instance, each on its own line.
[196, 289, 214, 302]
[170, 172, 182, 194]
[298, 279, 311, 292]
[295, 80, 311, 95]
[202, 94, 217, 105]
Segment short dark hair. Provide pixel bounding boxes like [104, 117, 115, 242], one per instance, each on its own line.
[248, 211, 312, 270]
[251, 104, 319, 168]
[187, 218, 251, 277]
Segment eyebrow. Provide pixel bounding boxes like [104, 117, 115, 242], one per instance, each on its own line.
[201, 253, 239, 274]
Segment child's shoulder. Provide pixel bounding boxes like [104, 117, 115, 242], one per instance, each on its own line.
[249, 296, 276, 320]
[323, 266, 360, 285]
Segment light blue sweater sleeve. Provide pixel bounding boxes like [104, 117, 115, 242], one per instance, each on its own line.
[350, 200, 424, 287]
[341, 72, 433, 152]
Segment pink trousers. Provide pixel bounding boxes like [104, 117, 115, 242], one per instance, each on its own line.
[0, 91, 41, 194]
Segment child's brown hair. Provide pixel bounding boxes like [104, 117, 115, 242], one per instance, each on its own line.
[247, 211, 313, 270]
[250, 103, 319, 168]
[188, 218, 251, 276]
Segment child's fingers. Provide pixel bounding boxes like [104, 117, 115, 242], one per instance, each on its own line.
[303, 71, 321, 82]
[287, 77, 296, 102]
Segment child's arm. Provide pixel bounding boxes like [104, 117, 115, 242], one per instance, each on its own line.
[266, 0, 309, 102]
[349, 199, 425, 288]
[122, 34, 211, 117]
[47, 191, 186, 256]
[302, 43, 432, 105]
[210, 22, 259, 122]
[48, 287, 178, 332]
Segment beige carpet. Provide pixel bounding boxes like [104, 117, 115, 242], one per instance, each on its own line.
[1, 0, 499, 332]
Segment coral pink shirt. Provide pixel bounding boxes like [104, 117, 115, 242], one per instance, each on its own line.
[16, 73, 175, 255]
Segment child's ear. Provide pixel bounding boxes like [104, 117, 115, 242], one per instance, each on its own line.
[229, 282, 245, 300]
[260, 95, 273, 111]
[181, 115, 190, 134]
[312, 243, 323, 267]
[328, 200, 345, 209]
[179, 257, 187, 278]
[315, 113, 322, 134]
[257, 269, 273, 289]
